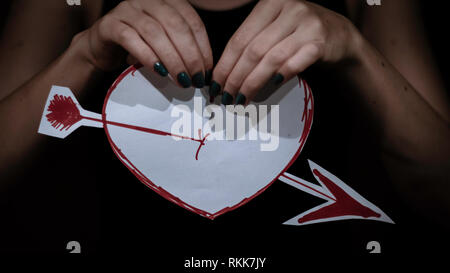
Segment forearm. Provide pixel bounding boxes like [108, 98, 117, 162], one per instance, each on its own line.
[343, 33, 450, 218]
[345, 33, 450, 164]
[0, 33, 102, 173]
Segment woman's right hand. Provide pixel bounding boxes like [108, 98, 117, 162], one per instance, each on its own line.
[75, 0, 213, 88]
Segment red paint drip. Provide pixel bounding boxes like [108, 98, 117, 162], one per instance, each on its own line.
[297, 169, 381, 224]
[46, 95, 82, 130]
[131, 63, 143, 76]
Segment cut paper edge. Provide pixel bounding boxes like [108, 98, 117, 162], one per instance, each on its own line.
[280, 160, 395, 226]
[38, 85, 102, 139]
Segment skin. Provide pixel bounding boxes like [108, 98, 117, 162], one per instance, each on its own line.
[0, 0, 449, 222]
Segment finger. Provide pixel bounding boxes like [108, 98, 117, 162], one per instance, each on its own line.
[126, 54, 138, 65]
[166, 0, 214, 84]
[221, 8, 299, 102]
[114, 2, 191, 87]
[105, 18, 160, 73]
[211, 0, 282, 99]
[278, 42, 323, 83]
[237, 34, 301, 104]
[132, 0, 206, 88]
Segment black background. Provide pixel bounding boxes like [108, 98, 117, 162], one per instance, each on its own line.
[0, 0, 449, 267]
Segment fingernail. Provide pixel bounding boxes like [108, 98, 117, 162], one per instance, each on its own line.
[177, 72, 191, 88]
[209, 81, 221, 97]
[205, 69, 212, 86]
[153, 62, 168, 77]
[192, 71, 205, 88]
[235, 93, 246, 105]
[221, 91, 233, 105]
[273, 73, 284, 85]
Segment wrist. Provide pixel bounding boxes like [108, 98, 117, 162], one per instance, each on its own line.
[345, 26, 374, 69]
[67, 30, 102, 74]
[51, 31, 104, 98]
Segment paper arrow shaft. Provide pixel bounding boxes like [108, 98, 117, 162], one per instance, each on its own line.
[81, 115, 204, 143]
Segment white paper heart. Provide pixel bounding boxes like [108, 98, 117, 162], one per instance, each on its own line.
[102, 65, 313, 219]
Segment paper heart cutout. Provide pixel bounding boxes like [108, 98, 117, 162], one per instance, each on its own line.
[102, 65, 313, 219]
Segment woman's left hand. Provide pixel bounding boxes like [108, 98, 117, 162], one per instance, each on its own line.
[210, 0, 362, 105]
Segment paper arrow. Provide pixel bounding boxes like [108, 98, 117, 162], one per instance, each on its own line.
[38, 86, 394, 226]
[279, 160, 394, 225]
[38, 86, 209, 160]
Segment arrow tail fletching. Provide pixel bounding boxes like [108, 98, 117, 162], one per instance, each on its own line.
[38, 86, 102, 139]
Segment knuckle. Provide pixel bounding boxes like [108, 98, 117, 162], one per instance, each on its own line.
[116, 27, 132, 42]
[185, 57, 203, 72]
[267, 49, 289, 65]
[301, 3, 313, 15]
[310, 18, 327, 36]
[293, 8, 309, 19]
[229, 34, 247, 51]
[137, 50, 154, 65]
[204, 54, 214, 70]
[141, 50, 154, 62]
[213, 67, 228, 82]
[284, 60, 297, 74]
[139, 19, 162, 38]
[97, 16, 113, 36]
[116, 1, 131, 12]
[124, 0, 139, 8]
[226, 77, 241, 91]
[189, 18, 205, 34]
[307, 43, 324, 58]
[243, 78, 259, 92]
[164, 51, 181, 65]
[166, 15, 188, 33]
[286, 0, 304, 13]
[246, 43, 265, 62]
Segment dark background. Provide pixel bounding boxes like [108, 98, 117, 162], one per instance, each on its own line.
[0, 0, 449, 267]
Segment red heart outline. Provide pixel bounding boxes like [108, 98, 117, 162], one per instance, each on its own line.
[101, 64, 314, 219]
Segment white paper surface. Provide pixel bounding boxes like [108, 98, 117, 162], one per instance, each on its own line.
[103, 66, 311, 217]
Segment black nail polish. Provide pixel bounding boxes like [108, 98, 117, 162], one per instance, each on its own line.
[209, 81, 221, 97]
[205, 69, 212, 86]
[235, 93, 246, 105]
[221, 91, 233, 105]
[153, 62, 168, 77]
[192, 71, 205, 88]
[177, 72, 191, 88]
[273, 73, 284, 85]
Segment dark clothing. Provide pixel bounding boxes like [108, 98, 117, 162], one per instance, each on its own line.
[0, 0, 446, 263]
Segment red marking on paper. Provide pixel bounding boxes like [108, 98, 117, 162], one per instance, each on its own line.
[46, 89, 209, 160]
[299, 79, 313, 149]
[195, 129, 210, 160]
[297, 169, 381, 224]
[100, 66, 313, 219]
[131, 63, 143, 76]
[46, 95, 82, 130]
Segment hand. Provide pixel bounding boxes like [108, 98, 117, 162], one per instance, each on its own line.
[74, 0, 213, 88]
[209, 0, 362, 105]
